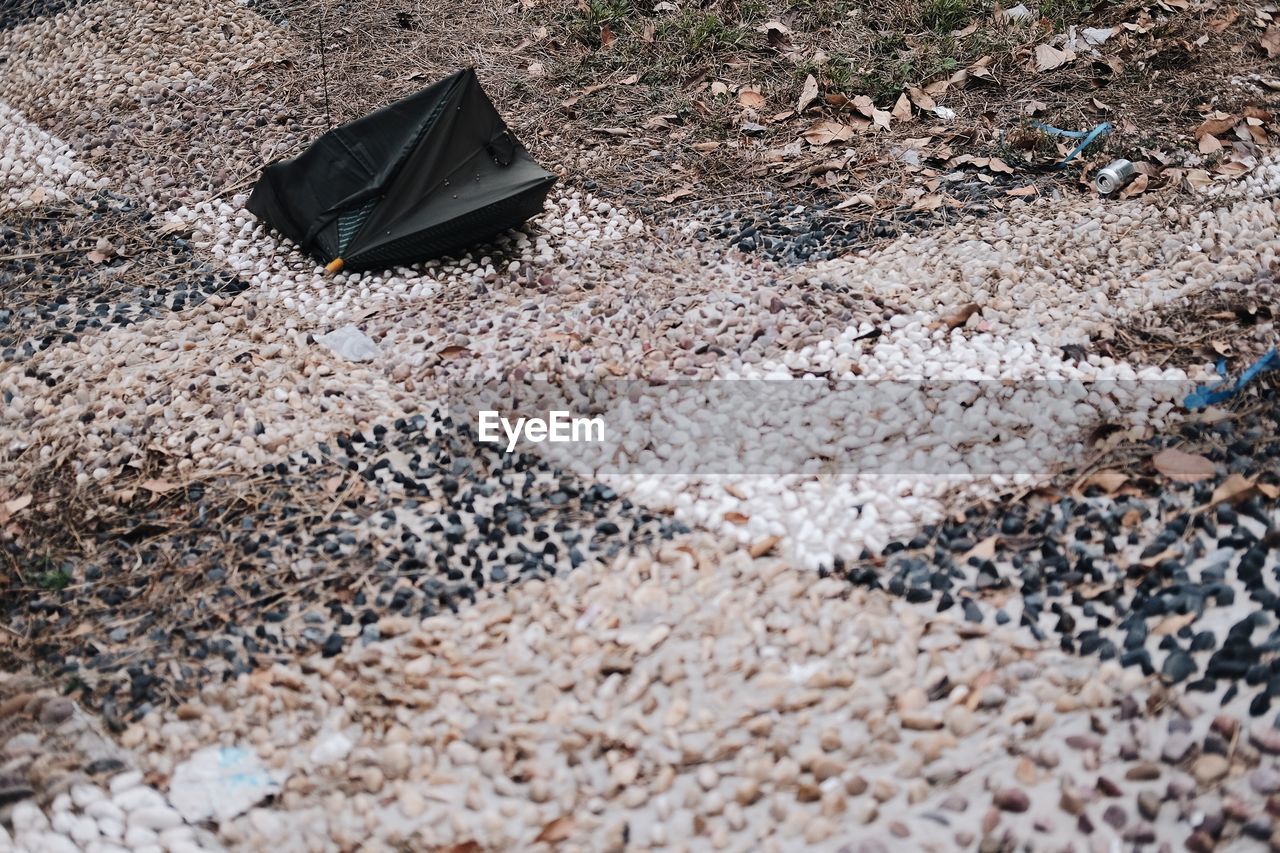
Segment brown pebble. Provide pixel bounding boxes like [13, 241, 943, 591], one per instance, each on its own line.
[1185, 830, 1214, 853]
[889, 821, 909, 838]
[993, 789, 1029, 813]
[1096, 776, 1122, 797]
[1212, 714, 1239, 740]
[1126, 763, 1162, 781]
[1137, 791, 1161, 821]
[1066, 734, 1100, 751]
[1060, 788, 1087, 816]
[37, 697, 74, 727]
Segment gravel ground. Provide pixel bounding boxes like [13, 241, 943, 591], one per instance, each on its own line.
[0, 0, 1278, 850]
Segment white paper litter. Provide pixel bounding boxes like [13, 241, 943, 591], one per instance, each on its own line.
[1082, 26, 1116, 45]
[316, 324, 379, 362]
[168, 745, 284, 824]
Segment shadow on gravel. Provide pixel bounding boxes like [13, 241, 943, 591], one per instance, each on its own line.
[845, 385, 1280, 716]
[0, 413, 682, 723]
[0, 192, 248, 364]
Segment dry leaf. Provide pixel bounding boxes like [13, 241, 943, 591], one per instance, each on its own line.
[724, 511, 750, 525]
[1119, 173, 1149, 198]
[913, 193, 945, 211]
[599, 24, 615, 47]
[438, 345, 472, 358]
[1261, 26, 1280, 58]
[1198, 134, 1223, 155]
[1153, 612, 1197, 636]
[1081, 469, 1129, 494]
[833, 193, 875, 210]
[907, 87, 936, 110]
[1208, 8, 1241, 30]
[619, 73, 640, 84]
[1206, 472, 1278, 506]
[1195, 113, 1238, 138]
[656, 188, 694, 203]
[796, 74, 818, 113]
[535, 816, 576, 844]
[738, 87, 766, 109]
[938, 303, 980, 329]
[1034, 44, 1076, 71]
[802, 120, 857, 145]
[871, 108, 893, 131]
[1181, 168, 1213, 189]
[987, 157, 1014, 174]
[140, 478, 179, 494]
[1006, 185, 1038, 197]
[86, 249, 111, 264]
[1151, 448, 1215, 482]
[891, 92, 913, 122]
[4, 493, 32, 514]
[963, 536, 998, 561]
[750, 535, 782, 558]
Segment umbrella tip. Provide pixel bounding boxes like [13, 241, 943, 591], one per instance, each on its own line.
[324, 258, 345, 275]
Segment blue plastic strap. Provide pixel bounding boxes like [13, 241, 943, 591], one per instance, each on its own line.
[1031, 121, 1114, 169]
[1184, 347, 1278, 409]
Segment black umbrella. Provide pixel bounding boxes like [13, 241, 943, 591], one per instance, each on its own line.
[247, 68, 556, 273]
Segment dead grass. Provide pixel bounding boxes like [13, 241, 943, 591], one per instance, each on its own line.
[234, 0, 1277, 216]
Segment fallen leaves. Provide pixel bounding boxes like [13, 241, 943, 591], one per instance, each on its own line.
[655, 187, 694, 203]
[1195, 112, 1239, 139]
[963, 536, 999, 561]
[796, 74, 818, 113]
[1153, 612, 1198, 636]
[738, 87, 766, 109]
[5, 493, 33, 513]
[1119, 172, 1149, 199]
[1079, 469, 1129, 495]
[1261, 25, 1280, 58]
[749, 534, 782, 559]
[535, 816, 576, 845]
[906, 87, 935, 111]
[1033, 44, 1076, 71]
[802, 120, 859, 145]
[933, 302, 981, 330]
[86, 236, 116, 264]
[1151, 448, 1215, 482]
[1206, 472, 1279, 507]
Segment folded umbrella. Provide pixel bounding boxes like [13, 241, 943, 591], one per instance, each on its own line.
[247, 67, 556, 273]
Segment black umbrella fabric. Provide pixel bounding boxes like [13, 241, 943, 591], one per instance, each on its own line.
[247, 68, 556, 273]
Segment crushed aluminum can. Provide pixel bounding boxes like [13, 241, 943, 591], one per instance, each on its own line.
[1095, 159, 1137, 195]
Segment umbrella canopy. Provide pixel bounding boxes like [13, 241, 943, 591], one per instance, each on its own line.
[247, 68, 556, 272]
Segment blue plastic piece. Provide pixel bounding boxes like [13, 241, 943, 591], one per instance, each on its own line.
[1031, 121, 1114, 169]
[1184, 347, 1279, 409]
